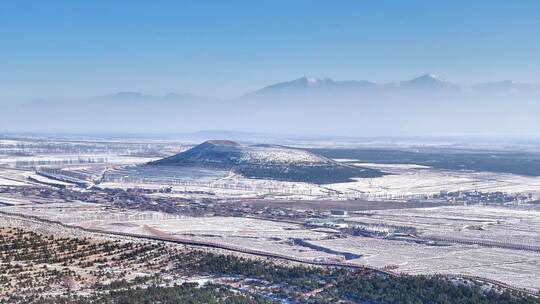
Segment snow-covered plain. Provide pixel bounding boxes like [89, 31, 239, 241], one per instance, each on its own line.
[0, 154, 157, 167]
[327, 164, 540, 199]
[347, 205, 540, 246]
[3, 137, 538, 201]
[0, 168, 34, 186]
[313, 237, 540, 291]
[311, 205, 540, 291]
[2, 137, 540, 291]
[1, 202, 340, 261]
[3, 201, 540, 291]
[97, 163, 540, 201]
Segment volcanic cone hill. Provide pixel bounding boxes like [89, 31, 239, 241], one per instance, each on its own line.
[148, 140, 385, 184]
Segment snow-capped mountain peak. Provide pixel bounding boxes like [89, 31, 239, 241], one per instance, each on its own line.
[288, 76, 334, 87]
[398, 74, 457, 90]
[249, 76, 378, 96]
[422, 73, 443, 80]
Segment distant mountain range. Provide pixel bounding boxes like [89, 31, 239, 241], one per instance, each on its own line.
[247, 74, 537, 97]
[54, 74, 540, 102]
[251, 77, 378, 95]
[1, 74, 539, 135]
[398, 74, 456, 90]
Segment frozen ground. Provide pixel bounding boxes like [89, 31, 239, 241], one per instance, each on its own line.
[311, 205, 540, 291]
[0, 153, 157, 167]
[98, 164, 540, 201]
[1, 137, 540, 291]
[1, 202, 340, 262]
[2, 200, 539, 291]
[327, 164, 540, 199]
[312, 236, 540, 291]
[347, 205, 540, 247]
[3, 137, 538, 200]
[0, 167, 34, 186]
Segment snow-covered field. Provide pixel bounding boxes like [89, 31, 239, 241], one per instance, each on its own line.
[0, 153, 157, 167]
[1, 201, 340, 261]
[2, 137, 540, 291]
[100, 165, 325, 199]
[3, 199, 540, 291]
[347, 205, 540, 246]
[0, 168, 34, 186]
[311, 205, 540, 291]
[2, 137, 538, 201]
[313, 236, 540, 291]
[327, 164, 540, 199]
[96, 163, 540, 201]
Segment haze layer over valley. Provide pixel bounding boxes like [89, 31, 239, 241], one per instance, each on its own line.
[2, 74, 539, 136]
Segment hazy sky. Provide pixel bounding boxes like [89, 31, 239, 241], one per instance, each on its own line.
[1, 0, 539, 101]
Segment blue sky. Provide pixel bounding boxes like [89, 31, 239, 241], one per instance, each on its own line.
[1, 0, 539, 100]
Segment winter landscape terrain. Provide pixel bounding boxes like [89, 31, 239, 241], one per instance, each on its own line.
[3, 1, 540, 303]
[0, 134, 539, 303]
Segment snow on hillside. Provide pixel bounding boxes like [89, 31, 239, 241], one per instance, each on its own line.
[239, 145, 331, 165]
[152, 140, 338, 167]
[149, 140, 385, 184]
